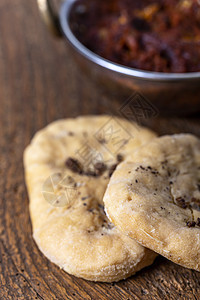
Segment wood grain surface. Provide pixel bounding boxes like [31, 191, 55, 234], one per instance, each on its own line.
[0, 1, 200, 299]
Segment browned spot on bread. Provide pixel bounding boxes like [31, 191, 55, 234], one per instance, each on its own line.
[66, 157, 83, 174]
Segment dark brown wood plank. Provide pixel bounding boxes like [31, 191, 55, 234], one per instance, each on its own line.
[0, 0, 200, 299]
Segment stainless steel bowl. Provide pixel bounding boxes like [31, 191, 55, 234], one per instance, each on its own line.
[38, 0, 200, 115]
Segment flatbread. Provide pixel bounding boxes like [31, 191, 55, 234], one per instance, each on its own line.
[103, 134, 200, 271]
[24, 115, 157, 282]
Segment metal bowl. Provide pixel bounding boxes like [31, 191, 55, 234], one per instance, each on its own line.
[38, 0, 200, 115]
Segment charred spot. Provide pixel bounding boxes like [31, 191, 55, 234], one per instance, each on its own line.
[94, 162, 107, 175]
[83, 162, 107, 177]
[84, 170, 97, 177]
[151, 170, 159, 175]
[186, 221, 196, 228]
[175, 197, 187, 209]
[136, 165, 159, 176]
[65, 157, 83, 174]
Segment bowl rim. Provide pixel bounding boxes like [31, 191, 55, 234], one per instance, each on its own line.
[60, 0, 200, 82]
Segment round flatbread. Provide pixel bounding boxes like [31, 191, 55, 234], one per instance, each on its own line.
[24, 115, 157, 282]
[103, 134, 200, 272]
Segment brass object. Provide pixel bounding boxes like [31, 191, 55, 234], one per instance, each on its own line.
[37, 0, 62, 37]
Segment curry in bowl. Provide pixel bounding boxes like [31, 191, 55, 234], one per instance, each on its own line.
[70, 0, 200, 73]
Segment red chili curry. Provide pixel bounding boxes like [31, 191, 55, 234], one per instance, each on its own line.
[70, 0, 200, 73]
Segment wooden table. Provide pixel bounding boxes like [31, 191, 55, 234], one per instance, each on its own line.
[0, 1, 200, 299]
